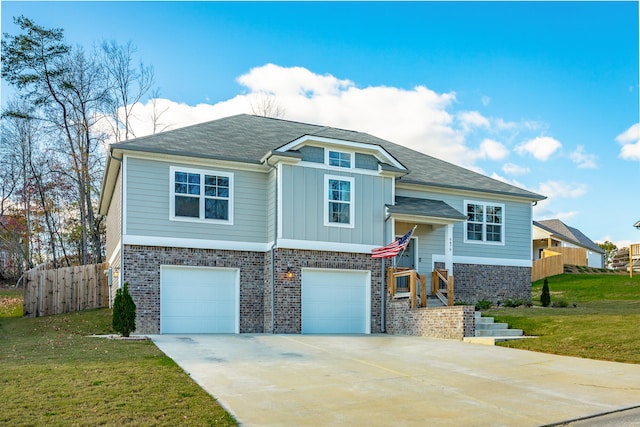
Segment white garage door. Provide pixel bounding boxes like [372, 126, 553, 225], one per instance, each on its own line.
[302, 269, 371, 334]
[160, 266, 239, 334]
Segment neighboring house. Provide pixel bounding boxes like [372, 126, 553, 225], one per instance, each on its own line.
[532, 219, 605, 268]
[98, 114, 545, 335]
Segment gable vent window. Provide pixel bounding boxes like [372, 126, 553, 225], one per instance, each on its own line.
[171, 167, 233, 224]
[327, 150, 352, 169]
[464, 201, 504, 244]
[324, 175, 354, 228]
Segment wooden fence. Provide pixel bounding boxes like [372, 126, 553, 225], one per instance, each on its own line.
[532, 250, 563, 282]
[546, 247, 587, 266]
[23, 262, 110, 318]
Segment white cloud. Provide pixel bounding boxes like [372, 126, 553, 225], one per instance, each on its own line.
[474, 138, 509, 161]
[515, 136, 562, 161]
[501, 162, 530, 176]
[481, 95, 491, 106]
[110, 64, 558, 171]
[616, 123, 640, 161]
[457, 111, 490, 133]
[532, 180, 587, 221]
[115, 64, 479, 165]
[569, 145, 598, 169]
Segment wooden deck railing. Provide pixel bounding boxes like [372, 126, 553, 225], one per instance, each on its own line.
[387, 267, 426, 308]
[431, 269, 454, 306]
[387, 267, 455, 308]
[631, 244, 640, 278]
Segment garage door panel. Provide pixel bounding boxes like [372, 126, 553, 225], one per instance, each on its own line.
[161, 266, 238, 334]
[302, 269, 370, 334]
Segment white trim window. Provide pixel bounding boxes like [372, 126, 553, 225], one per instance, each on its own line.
[464, 201, 504, 244]
[324, 175, 354, 228]
[326, 150, 352, 169]
[170, 166, 233, 224]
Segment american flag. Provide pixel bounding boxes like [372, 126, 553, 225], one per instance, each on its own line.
[371, 226, 416, 259]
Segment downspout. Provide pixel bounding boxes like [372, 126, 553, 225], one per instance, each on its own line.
[381, 209, 392, 333]
[109, 150, 124, 308]
[265, 157, 277, 334]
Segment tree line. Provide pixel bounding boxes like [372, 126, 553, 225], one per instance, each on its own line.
[0, 16, 154, 279]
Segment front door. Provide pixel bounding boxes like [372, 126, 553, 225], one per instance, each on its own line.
[395, 238, 416, 293]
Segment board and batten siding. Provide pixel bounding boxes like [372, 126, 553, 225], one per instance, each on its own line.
[106, 170, 122, 260]
[279, 164, 392, 246]
[396, 188, 533, 261]
[125, 157, 268, 243]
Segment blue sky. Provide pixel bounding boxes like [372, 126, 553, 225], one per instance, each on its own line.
[2, 1, 639, 247]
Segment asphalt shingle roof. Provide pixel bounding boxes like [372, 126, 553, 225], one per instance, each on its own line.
[387, 197, 467, 221]
[534, 219, 604, 254]
[110, 114, 545, 200]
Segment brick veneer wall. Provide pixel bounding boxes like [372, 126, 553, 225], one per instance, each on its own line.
[385, 296, 475, 340]
[270, 249, 384, 333]
[122, 245, 265, 334]
[122, 245, 384, 335]
[452, 263, 532, 305]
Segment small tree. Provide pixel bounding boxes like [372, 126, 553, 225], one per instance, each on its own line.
[112, 281, 136, 337]
[540, 278, 551, 307]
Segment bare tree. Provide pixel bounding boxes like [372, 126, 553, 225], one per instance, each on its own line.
[148, 88, 171, 135]
[101, 40, 154, 142]
[250, 92, 286, 118]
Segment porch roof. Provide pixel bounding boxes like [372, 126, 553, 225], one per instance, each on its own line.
[387, 196, 467, 223]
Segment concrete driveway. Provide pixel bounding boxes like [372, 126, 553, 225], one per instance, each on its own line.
[151, 335, 640, 427]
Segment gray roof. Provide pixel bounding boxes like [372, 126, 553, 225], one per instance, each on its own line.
[110, 114, 545, 200]
[534, 219, 604, 254]
[387, 197, 467, 221]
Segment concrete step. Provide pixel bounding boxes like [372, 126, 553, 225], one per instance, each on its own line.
[474, 312, 523, 337]
[475, 328, 524, 337]
[476, 322, 510, 330]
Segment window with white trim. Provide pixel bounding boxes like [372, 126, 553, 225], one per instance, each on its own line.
[464, 201, 504, 244]
[170, 167, 233, 223]
[324, 175, 354, 227]
[327, 150, 352, 168]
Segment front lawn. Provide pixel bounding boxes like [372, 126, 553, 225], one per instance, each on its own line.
[0, 303, 237, 426]
[484, 274, 640, 364]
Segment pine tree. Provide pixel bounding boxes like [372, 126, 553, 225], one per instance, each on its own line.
[112, 281, 136, 337]
[540, 278, 551, 307]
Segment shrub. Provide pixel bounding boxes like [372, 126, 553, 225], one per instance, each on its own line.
[112, 281, 136, 337]
[503, 299, 526, 308]
[475, 299, 492, 310]
[540, 278, 551, 307]
[552, 299, 569, 308]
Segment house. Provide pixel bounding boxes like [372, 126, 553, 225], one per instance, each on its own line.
[532, 219, 605, 268]
[98, 114, 545, 335]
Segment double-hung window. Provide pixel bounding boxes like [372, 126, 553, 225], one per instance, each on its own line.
[324, 175, 354, 228]
[171, 167, 233, 224]
[464, 201, 504, 244]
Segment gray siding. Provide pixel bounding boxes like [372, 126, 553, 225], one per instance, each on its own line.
[280, 165, 391, 245]
[355, 153, 379, 170]
[125, 157, 268, 243]
[298, 146, 324, 163]
[106, 171, 122, 260]
[396, 188, 532, 261]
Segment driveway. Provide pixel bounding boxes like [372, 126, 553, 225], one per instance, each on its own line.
[151, 335, 640, 427]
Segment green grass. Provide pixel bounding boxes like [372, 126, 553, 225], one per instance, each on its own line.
[0, 301, 237, 426]
[0, 287, 23, 317]
[484, 274, 640, 364]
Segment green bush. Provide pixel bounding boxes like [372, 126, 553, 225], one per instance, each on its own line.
[475, 299, 492, 310]
[540, 278, 551, 307]
[503, 298, 526, 308]
[552, 299, 569, 308]
[112, 281, 136, 337]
